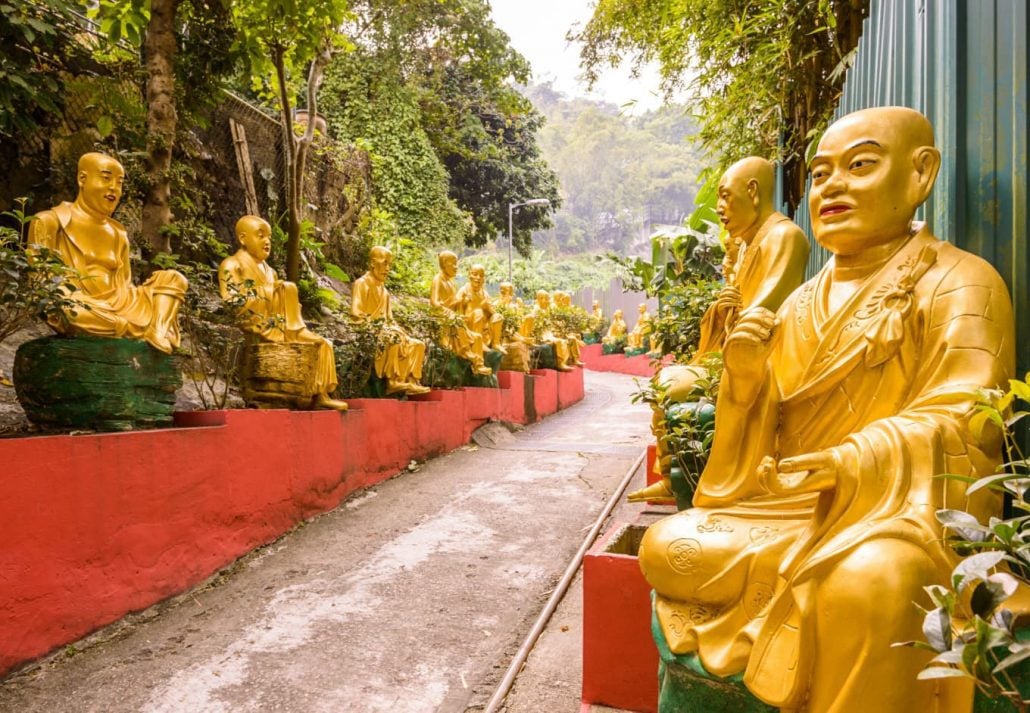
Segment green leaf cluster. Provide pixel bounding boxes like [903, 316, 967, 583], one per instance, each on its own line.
[573, 0, 867, 211]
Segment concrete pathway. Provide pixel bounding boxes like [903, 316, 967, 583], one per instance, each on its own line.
[0, 371, 652, 713]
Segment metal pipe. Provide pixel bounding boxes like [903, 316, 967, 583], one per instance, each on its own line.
[482, 447, 648, 713]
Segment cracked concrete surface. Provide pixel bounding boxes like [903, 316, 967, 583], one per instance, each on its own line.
[0, 371, 651, 713]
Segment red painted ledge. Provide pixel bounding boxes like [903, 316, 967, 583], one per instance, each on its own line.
[580, 344, 669, 378]
[0, 368, 583, 676]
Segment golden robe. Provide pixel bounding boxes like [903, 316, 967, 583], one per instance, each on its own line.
[219, 248, 338, 395]
[351, 273, 425, 383]
[693, 212, 809, 358]
[430, 273, 487, 370]
[641, 227, 1014, 710]
[455, 282, 504, 345]
[30, 202, 187, 352]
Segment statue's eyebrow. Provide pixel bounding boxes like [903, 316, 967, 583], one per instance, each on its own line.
[847, 139, 882, 150]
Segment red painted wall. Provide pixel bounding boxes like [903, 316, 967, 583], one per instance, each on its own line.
[582, 519, 659, 712]
[0, 368, 583, 676]
[580, 344, 669, 378]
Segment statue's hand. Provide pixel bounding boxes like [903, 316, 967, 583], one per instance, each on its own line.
[723, 308, 776, 384]
[715, 285, 742, 310]
[758, 450, 840, 495]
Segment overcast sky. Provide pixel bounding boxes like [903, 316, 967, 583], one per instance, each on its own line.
[489, 0, 666, 113]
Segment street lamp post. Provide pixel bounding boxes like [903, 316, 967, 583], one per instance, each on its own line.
[508, 198, 551, 282]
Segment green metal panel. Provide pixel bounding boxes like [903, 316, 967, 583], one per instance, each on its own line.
[793, 0, 1028, 374]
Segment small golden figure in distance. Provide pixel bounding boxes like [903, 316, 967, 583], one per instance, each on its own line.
[494, 281, 532, 372]
[639, 107, 1015, 712]
[455, 263, 506, 355]
[630, 156, 810, 503]
[218, 215, 348, 411]
[430, 251, 492, 376]
[624, 303, 652, 351]
[29, 152, 187, 353]
[602, 309, 627, 344]
[591, 299, 603, 324]
[351, 246, 430, 396]
[531, 290, 573, 371]
[552, 291, 586, 366]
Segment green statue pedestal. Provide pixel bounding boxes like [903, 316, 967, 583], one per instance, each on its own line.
[625, 346, 648, 357]
[424, 346, 500, 389]
[14, 336, 181, 431]
[602, 341, 626, 355]
[583, 333, 600, 345]
[531, 343, 557, 370]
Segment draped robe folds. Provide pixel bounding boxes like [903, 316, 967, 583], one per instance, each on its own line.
[693, 212, 809, 362]
[350, 273, 425, 383]
[642, 227, 1014, 710]
[455, 282, 504, 345]
[30, 202, 187, 352]
[430, 274, 487, 369]
[219, 249, 338, 395]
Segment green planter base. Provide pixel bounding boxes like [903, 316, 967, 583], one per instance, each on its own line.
[602, 341, 626, 355]
[625, 346, 648, 357]
[531, 343, 557, 370]
[13, 335, 181, 431]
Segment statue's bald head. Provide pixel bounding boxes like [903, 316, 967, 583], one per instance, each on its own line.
[721, 157, 775, 205]
[78, 152, 122, 175]
[809, 106, 941, 256]
[235, 215, 269, 240]
[370, 245, 392, 262]
[716, 156, 776, 239]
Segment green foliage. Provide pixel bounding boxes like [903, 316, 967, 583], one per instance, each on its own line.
[651, 278, 721, 361]
[0, 0, 87, 137]
[548, 304, 591, 338]
[469, 250, 621, 297]
[331, 316, 389, 398]
[321, 50, 472, 250]
[573, 0, 867, 210]
[0, 199, 84, 345]
[524, 84, 705, 254]
[900, 378, 1030, 710]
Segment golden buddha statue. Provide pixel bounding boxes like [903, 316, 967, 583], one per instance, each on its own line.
[455, 263, 506, 354]
[494, 281, 532, 372]
[530, 290, 573, 371]
[602, 309, 627, 344]
[29, 152, 187, 353]
[218, 215, 348, 410]
[639, 107, 1014, 712]
[624, 303, 652, 351]
[351, 246, 430, 395]
[553, 290, 585, 366]
[590, 299, 603, 331]
[629, 157, 810, 503]
[430, 251, 493, 376]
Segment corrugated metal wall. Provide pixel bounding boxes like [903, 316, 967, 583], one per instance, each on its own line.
[793, 0, 1028, 374]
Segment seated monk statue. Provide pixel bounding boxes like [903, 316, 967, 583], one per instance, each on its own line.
[625, 303, 652, 351]
[429, 251, 493, 376]
[29, 152, 187, 353]
[602, 309, 627, 344]
[589, 299, 604, 336]
[218, 215, 348, 411]
[530, 290, 573, 371]
[639, 107, 1015, 713]
[495, 282, 532, 372]
[455, 263, 506, 355]
[351, 246, 430, 396]
[629, 157, 810, 503]
[553, 291, 585, 366]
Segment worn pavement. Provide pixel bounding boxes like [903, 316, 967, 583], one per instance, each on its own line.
[0, 370, 653, 713]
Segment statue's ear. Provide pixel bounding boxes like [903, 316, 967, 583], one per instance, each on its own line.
[747, 178, 760, 206]
[910, 146, 941, 205]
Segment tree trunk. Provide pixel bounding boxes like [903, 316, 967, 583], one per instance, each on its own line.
[142, 0, 180, 255]
[275, 44, 332, 283]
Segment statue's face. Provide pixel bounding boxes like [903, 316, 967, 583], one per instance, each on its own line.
[78, 155, 124, 217]
[716, 170, 757, 237]
[499, 284, 513, 299]
[239, 219, 272, 261]
[639, 304, 646, 314]
[535, 292, 549, 309]
[593, 301, 599, 310]
[469, 267, 485, 288]
[440, 254, 458, 278]
[557, 293, 570, 307]
[370, 252, 392, 281]
[614, 310, 622, 319]
[809, 114, 924, 256]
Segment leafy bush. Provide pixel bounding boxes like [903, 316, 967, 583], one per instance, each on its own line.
[0, 200, 83, 346]
[901, 376, 1030, 710]
[651, 278, 721, 361]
